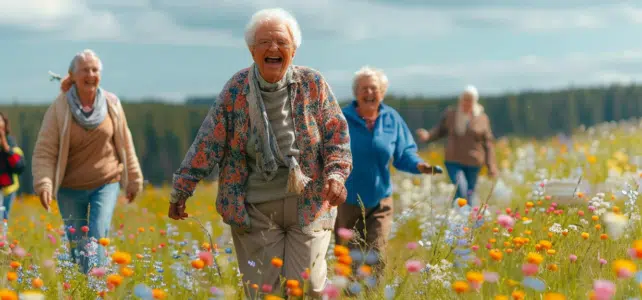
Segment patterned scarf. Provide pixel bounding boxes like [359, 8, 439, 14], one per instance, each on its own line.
[66, 84, 107, 130]
[246, 64, 311, 194]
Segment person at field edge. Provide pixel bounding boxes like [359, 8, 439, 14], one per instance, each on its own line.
[335, 66, 443, 285]
[32, 49, 143, 274]
[0, 112, 26, 220]
[416, 85, 497, 206]
[168, 8, 352, 299]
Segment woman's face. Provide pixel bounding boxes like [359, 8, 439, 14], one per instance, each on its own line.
[250, 21, 296, 83]
[356, 76, 384, 114]
[460, 92, 475, 113]
[70, 56, 101, 95]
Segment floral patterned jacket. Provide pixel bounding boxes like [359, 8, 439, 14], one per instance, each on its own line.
[172, 66, 353, 232]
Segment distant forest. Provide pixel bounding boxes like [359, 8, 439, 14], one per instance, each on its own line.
[4, 83, 642, 194]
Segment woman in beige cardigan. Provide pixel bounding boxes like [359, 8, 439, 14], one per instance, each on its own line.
[32, 49, 143, 274]
[416, 85, 497, 207]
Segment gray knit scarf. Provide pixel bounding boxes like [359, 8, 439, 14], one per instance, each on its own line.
[247, 64, 310, 194]
[66, 84, 107, 130]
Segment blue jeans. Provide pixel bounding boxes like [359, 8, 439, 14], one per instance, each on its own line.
[1, 192, 16, 220]
[444, 161, 481, 206]
[57, 182, 120, 274]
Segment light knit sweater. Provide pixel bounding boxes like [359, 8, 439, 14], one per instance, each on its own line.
[31, 91, 143, 197]
[245, 72, 299, 203]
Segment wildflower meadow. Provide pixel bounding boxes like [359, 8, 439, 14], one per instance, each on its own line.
[3, 118, 642, 299]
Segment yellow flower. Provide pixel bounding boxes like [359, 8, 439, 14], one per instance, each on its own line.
[526, 252, 543, 265]
[466, 271, 484, 283]
[452, 281, 469, 293]
[544, 293, 566, 300]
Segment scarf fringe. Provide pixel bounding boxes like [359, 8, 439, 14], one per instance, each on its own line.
[287, 159, 311, 195]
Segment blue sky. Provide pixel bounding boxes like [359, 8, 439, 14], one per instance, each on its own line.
[2, 0, 642, 104]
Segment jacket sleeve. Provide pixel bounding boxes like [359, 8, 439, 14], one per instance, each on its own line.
[118, 101, 144, 195]
[392, 115, 423, 174]
[6, 144, 25, 175]
[171, 82, 229, 203]
[32, 102, 60, 196]
[427, 108, 450, 142]
[318, 75, 352, 185]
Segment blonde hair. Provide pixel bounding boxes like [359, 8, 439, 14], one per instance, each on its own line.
[352, 66, 389, 97]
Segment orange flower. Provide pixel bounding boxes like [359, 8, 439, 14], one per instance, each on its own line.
[338, 255, 353, 265]
[120, 267, 134, 277]
[99, 238, 110, 246]
[111, 251, 132, 265]
[489, 249, 503, 261]
[6, 272, 17, 281]
[107, 274, 123, 287]
[31, 277, 44, 288]
[191, 259, 205, 269]
[271, 257, 283, 268]
[152, 289, 166, 299]
[452, 281, 469, 293]
[334, 245, 349, 257]
[0, 289, 17, 300]
[286, 279, 300, 289]
[9, 262, 20, 269]
[544, 293, 566, 300]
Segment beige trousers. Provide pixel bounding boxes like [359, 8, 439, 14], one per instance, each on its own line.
[231, 196, 332, 298]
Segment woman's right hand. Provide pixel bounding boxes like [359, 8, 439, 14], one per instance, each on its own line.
[39, 191, 52, 211]
[416, 128, 430, 142]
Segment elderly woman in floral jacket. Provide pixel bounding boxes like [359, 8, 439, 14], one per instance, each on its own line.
[169, 8, 352, 298]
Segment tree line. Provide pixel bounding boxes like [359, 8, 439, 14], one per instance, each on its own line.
[4, 83, 642, 195]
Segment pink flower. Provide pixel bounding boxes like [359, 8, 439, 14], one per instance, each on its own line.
[68, 227, 76, 234]
[42, 259, 55, 268]
[47, 234, 56, 245]
[405, 260, 422, 273]
[12, 246, 26, 258]
[522, 263, 539, 276]
[569, 254, 577, 262]
[593, 280, 616, 300]
[322, 284, 340, 299]
[628, 248, 637, 259]
[599, 258, 607, 265]
[261, 284, 272, 293]
[89, 267, 107, 277]
[497, 214, 515, 229]
[406, 242, 418, 250]
[589, 206, 596, 212]
[301, 270, 310, 280]
[81, 226, 89, 233]
[199, 251, 213, 266]
[578, 210, 585, 216]
[483, 272, 499, 283]
[485, 243, 492, 250]
[471, 245, 479, 251]
[337, 228, 354, 241]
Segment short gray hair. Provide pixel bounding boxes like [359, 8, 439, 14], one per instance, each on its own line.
[244, 8, 302, 49]
[352, 66, 389, 96]
[460, 85, 479, 102]
[68, 49, 102, 73]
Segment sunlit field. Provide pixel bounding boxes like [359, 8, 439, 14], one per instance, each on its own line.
[3, 119, 642, 299]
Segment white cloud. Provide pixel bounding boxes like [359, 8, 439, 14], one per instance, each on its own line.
[0, 0, 242, 47]
[2, 0, 642, 45]
[322, 49, 642, 98]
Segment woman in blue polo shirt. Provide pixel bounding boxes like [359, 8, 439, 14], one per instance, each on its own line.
[335, 66, 442, 282]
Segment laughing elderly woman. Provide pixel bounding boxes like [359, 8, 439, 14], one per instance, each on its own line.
[336, 66, 442, 285]
[169, 8, 352, 298]
[32, 49, 143, 274]
[416, 85, 497, 206]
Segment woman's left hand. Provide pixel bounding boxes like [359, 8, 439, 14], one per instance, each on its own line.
[322, 178, 347, 206]
[417, 162, 443, 175]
